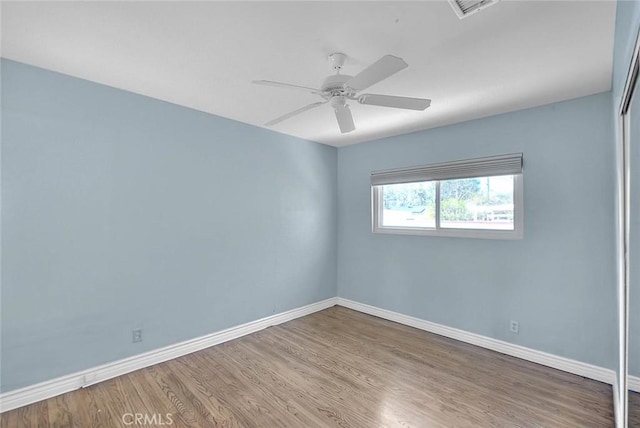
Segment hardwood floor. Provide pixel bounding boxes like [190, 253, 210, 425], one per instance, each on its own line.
[630, 391, 640, 427]
[0, 306, 613, 427]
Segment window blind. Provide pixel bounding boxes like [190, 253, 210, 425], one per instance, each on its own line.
[370, 153, 523, 186]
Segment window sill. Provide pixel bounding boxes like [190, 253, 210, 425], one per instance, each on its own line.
[372, 226, 523, 240]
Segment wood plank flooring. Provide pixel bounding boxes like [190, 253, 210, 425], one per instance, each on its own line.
[630, 391, 640, 427]
[0, 306, 613, 427]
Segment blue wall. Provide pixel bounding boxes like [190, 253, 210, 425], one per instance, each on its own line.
[0, 59, 337, 392]
[337, 93, 617, 369]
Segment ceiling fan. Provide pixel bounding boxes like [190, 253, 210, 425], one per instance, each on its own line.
[253, 53, 431, 134]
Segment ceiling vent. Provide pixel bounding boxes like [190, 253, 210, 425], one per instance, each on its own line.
[448, 0, 500, 19]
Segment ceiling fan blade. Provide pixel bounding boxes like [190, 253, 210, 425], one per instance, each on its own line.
[345, 55, 408, 92]
[334, 104, 355, 134]
[358, 94, 431, 111]
[253, 80, 320, 94]
[264, 101, 327, 126]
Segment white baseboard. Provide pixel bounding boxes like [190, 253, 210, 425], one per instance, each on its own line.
[336, 297, 616, 385]
[629, 375, 640, 393]
[0, 297, 338, 413]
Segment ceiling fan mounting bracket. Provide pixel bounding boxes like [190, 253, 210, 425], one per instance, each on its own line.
[329, 52, 347, 72]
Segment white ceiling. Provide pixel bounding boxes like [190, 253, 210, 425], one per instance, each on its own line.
[1, 1, 617, 147]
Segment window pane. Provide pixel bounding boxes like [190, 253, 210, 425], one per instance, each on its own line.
[439, 175, 514, 230]
[381, 182, 436, 228]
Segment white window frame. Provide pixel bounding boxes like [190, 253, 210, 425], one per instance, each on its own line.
[371, 155, 524, 240]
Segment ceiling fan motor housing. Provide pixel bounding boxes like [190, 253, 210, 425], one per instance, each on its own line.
[321, 75, 354, 98]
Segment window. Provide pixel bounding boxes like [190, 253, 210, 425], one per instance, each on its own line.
[372, 154, 523, 239]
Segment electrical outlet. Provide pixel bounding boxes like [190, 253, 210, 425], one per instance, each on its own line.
[510, 320, 519, 334]
[132, 329, 143, 343]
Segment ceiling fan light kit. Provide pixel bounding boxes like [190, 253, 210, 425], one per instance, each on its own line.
[253, 53, 431, 134]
